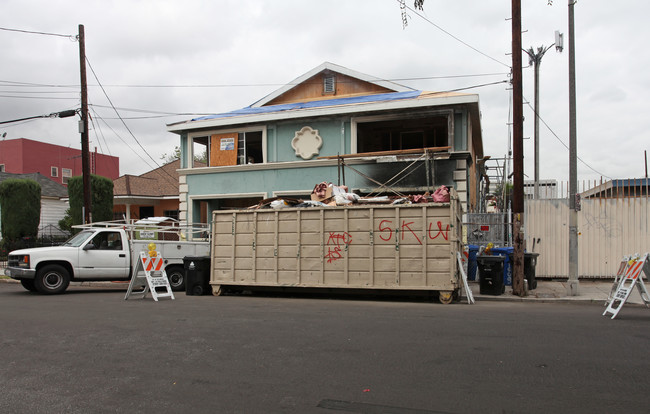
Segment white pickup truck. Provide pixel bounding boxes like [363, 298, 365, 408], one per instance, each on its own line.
[4, 222, 210, 294]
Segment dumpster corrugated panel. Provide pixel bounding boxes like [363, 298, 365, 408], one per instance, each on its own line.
[211, 191, 462, 294]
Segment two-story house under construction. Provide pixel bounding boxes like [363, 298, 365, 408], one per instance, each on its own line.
[167, 62, 484, 225]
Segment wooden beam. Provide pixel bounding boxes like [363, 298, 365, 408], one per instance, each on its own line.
[317, 146, 451, 160]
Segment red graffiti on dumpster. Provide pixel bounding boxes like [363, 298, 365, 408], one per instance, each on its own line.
[325, 231, 352, 263]
[378, 220, 422, 245]
[378, 219, 449, 244]
[327, 231, 352, 247]
[428, 221, 449, 241]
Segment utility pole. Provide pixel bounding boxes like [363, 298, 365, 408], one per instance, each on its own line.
[78, 24, 91, 224]
[567, 1, 579, 295]
[511, 0, 525, 296]
[525, 37, 561, 200]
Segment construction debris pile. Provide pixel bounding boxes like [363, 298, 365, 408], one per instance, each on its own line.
[249, 182, 451, 210]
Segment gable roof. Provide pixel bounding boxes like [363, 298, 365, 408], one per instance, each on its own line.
[0, 172, 68, 198]
[250, 62, 415, 108]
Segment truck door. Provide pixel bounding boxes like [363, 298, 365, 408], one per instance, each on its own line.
[77, 230, 129, 279]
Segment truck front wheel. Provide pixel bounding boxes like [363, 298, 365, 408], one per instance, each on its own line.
[166, 266, 185, 292]
[35, 265, 70, 295]
[20, 279, 38, 292]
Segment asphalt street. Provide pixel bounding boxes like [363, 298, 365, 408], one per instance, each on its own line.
[1, 282, 649, 414]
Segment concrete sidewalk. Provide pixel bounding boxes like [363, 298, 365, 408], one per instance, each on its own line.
[2, 264, 646, 306]
[467, 278, 649, 306]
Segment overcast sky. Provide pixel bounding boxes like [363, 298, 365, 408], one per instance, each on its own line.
[1, 0, 648, 189]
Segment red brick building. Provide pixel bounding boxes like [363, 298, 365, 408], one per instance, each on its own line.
[0, 138, 119, 185]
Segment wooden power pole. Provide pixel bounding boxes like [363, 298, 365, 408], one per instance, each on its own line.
[567, 1, 579, 295]
[78, 24, 91, 224]
[511, 0, 525, 296]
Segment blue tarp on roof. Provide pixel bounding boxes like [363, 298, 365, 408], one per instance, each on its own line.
[191, 90, 422, 122]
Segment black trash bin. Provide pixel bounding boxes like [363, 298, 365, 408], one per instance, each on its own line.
[524, 252, 539, 290]
[507, 252, 540, 290]
[183, 256, 211, 296]
[477, 255, 505, 295]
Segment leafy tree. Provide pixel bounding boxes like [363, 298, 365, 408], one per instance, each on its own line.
[0, 178, 41, 247]
[160, 146, 181, 163]
[494, 181, 513, 212]
[161, 145, 206, 164]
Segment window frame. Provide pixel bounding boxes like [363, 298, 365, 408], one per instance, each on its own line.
[62, 168, 72, 184]
[51, 166, 59, 177]
[350, 110, 454, 154]
[187, 126, 267, 168]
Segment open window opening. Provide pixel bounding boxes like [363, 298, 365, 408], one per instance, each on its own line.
[237, 131, 263, 164]
[356, 116, 449, 153]
[192, 136, 209, 166]
[191, 129, 264, 167]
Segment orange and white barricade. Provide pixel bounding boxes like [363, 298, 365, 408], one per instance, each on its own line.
[124, 252, 175, 301]
[603, 253, 650, 319]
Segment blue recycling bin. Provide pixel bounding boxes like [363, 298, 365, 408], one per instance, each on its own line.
[467, 245, 479, 281]
[491, 247, 514, 286]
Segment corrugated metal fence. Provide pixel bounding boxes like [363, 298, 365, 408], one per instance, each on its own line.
[525, 196, 650, 279]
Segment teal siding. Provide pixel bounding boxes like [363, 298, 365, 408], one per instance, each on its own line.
[186, 164, 343, 197]
[272, 119, 350, 162]
[184, 158, 454, 201]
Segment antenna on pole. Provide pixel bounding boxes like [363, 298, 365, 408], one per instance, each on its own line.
[555, 30, 564, 52]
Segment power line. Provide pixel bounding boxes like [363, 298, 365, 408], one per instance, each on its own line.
[89, 104, 212, 116]
[524, 100, 611, 179]
[85, 57, 179, 186]
[0, 80, 78, 88]
[0, 89, 77, 94]
[399, 1, 511, 69]
[0, 73, 509, 90]
[0, 26, 76, 39]
[0, 94, 79, 100]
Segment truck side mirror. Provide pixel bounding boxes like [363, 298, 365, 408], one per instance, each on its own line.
[83, 243, 96, 251]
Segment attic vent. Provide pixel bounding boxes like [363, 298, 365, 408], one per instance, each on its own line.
[323, 74, 336, 94]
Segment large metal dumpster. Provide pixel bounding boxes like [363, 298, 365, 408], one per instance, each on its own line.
[210, 191, 462, 303]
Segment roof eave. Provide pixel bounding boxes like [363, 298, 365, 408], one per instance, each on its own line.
[168, 93, 479, 133]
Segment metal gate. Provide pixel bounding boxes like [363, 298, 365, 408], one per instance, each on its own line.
[465, 213, 510, 247]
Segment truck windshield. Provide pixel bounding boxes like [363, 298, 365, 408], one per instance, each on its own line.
[61, 230, 95, 247]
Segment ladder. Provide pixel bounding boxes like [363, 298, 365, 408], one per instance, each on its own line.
[124, 252, 175, 301]
[603, 253, 650, 319]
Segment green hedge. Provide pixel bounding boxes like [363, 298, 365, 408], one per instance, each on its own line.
[65, 175, 114, 226]
[0, 178, 41, 241]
